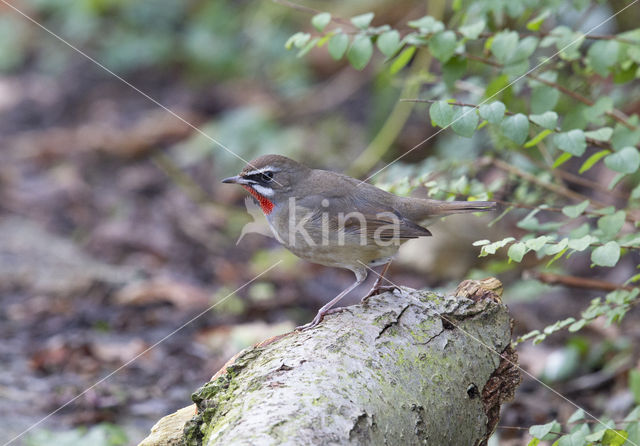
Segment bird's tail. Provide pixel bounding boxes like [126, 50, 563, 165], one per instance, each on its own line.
[431, 200, 497, 216]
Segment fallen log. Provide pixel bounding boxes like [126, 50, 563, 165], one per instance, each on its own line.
[139, 278, 520, 446]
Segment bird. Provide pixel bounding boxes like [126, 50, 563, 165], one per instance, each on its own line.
[222, 154, 496, 330]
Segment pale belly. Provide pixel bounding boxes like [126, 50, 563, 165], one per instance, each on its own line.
[285, 241, 399, 270]
[266, 204, 404, 270]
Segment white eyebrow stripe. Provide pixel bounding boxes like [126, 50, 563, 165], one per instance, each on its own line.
[251, 184, 274, 197]
[243, 166, 279, 176]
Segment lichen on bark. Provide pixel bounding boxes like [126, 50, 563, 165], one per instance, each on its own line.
[173, 279, 520, 446]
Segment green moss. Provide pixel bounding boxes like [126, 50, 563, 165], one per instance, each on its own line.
[184, 348, 265, 445]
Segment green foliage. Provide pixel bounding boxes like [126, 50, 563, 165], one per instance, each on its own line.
[479, 102, 506, 124]
[288, 3, 640, 439]
[501, 114, 530, 145]
[527, 406, 640, 446]
[347, 35, 373, 70]
[554, 130, 587, 156]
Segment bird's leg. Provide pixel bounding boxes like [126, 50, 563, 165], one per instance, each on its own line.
[361, 260, 398, 302]
[296, 272, 366, 331]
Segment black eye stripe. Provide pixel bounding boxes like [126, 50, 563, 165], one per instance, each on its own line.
[246, 171, 274, 182]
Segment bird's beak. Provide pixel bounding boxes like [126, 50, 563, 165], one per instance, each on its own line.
[221, 175, 254, 185]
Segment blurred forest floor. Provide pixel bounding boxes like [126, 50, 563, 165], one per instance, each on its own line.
[0, 1, 639, 445]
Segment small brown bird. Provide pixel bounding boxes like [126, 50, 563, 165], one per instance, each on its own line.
[223, 154, 495, 330]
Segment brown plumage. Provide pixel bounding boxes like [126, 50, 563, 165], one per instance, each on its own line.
[223, 154, 496, 330]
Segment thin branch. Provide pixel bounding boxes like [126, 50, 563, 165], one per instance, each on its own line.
[526, 155, 630, 200]
[464, 53, 637, 131]
[475, 31, 640, 45]
[486, 157, 609, 207]
[272, 0, 354, 28]
[524, 270, 637, 292]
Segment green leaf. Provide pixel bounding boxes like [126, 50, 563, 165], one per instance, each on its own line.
[479, 237, 515, 256]
[328, 33, 349, 60]
[587, 40, 620, 76]
[562, 200, 589, 218]
[612, 121, 640, 150]
[531, 85, 559, 114]
[554, 26, 584, 61]
[525, 235, 553, 252]
[484, 74, 509, 100]
[451, 106, 479, 137]
[478, 101, 505, 124]
[552, 152, 572, 169]
[604, 147, 640, 174]
[297, 37, 319, 57]
[459, 20, 485, 39]
[408, 16, 444, 33]
[591, 241, 621, 267]
[583, 97, 613, 125]
[569, 235, 596, 251]
[598, 210, 626, 239]
[389, 46, 415, 74]
[594, 206, 616, 216]
[529, 111, 558, 129]
[527, 10, 550, 31]
[429, 30, 457, 63]
[568, 409, 585, 423]
[529, 421, 561, 440]
[601, 429, 628, 446]
[526, 236, 552, 251]
[347, 35, 373, 70]
[524, 129, 553, 148]
[491, 30, 519, 64]
[545, 238, 568, 255]
[442, 55, 467, 88]
[584, 127, 613, 142]
[500, 113, 529, 145]
[511, 36, 539, 62]
[285, 32, 310, 50]
[554, 129, 587, 156]
[579, 149, 611, 173]
[350, 12, 374, 29]
[429, 101, 454, 128]
[311, 12, 331, 32]
[377, 30, 400, 57]
[507, 242, 527, 262]
[630, 369, 640, 404]
[569, 318, 587, 332]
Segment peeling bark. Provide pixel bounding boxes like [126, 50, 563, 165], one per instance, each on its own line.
[138, 278, 520, 446]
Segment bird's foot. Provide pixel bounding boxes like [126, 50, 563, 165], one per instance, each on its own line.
[295, 307, 348, 331]
[361, 285, 399, 303]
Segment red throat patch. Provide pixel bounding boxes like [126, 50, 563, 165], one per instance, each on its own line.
[242, 185, 274, 215]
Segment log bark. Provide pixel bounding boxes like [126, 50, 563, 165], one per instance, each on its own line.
[139, 278, 520, 446]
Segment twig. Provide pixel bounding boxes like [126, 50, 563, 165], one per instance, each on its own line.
[524, 270, 636, 292]
[463, 54, 637, 131]
[475, 31, 640, 45]
[486, 157, 610, 208]
[528, 73, 636, 131]
[272, 0, 354, 28]
[526, 155, 630, 200]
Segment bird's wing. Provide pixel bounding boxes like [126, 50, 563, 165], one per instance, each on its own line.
[295, 194, 432, 241]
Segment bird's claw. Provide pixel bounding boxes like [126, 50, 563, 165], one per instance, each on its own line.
[295, 307, 347, 331]
[361, 285, 399, 303]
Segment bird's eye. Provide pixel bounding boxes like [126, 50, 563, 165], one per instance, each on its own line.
[259, 171, 274, 182]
